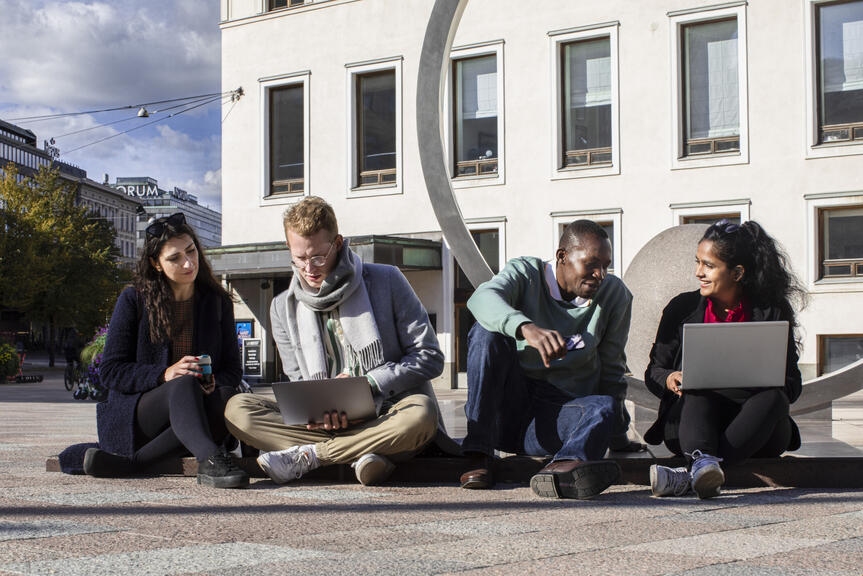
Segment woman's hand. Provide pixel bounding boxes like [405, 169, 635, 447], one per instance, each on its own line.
[666, 371, 683, 397]
[164, 355, 203, 383]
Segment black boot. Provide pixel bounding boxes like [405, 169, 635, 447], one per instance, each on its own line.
[83, 447, 134, 477]
[197, 448, 249, 489]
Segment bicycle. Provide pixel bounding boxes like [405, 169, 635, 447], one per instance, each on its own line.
[64, 360, 85, 391]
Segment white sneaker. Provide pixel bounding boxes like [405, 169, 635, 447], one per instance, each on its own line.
[689, 450, 724, 499]
[351, 453, 395, 486]
[650, 464, 691, 497]
[257, 445, 318, 484]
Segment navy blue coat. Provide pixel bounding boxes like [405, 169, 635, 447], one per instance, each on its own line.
[96, 285, 242, 458]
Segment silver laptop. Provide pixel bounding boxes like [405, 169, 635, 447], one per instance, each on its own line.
[681, 321, 789, 390]
[271, 377, 377, 425]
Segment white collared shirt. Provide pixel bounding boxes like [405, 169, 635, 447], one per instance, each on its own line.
[544, 261, 591, 308]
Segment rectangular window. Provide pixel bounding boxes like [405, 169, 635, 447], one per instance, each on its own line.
[681, 213, 741, 226]
[269, 0, 304, 10]
[356, 70, 396, 188]
[681, 18, 740, 156]
[551, 209, 622, 275]
[561, 37, 612, 167]
[269, 84, 304, 196]
[819, 206, 863, 278]
[816, 0, 863, 144]
[819, 334, 863, 374]
[453, 54, 498, 178]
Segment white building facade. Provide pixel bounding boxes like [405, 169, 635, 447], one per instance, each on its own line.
[220, 0, 863, 385]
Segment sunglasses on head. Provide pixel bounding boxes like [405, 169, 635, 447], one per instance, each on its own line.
[714, 219, 739, 234]
[146, 212, 186, 239]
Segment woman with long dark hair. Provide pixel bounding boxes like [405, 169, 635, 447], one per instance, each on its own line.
[644, 220, 806, 498]
[83, 213, 248, 488]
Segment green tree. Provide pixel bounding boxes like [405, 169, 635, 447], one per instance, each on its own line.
[0, 165, 127, 365]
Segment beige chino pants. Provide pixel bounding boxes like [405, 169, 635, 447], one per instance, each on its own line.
[224, 392, 437, 465]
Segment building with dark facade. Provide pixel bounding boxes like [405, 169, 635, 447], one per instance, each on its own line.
[112, 176, 222, 249]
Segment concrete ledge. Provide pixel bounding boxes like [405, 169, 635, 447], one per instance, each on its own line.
[47, 454, 863, 488]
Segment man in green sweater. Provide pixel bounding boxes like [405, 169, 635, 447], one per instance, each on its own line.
[460, 220, 632, 499]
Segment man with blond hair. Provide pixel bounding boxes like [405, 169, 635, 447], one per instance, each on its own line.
[225, 196, 442, 485]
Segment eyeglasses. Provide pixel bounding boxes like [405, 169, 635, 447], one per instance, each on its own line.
[291, 240, 336, 269]
[145, 212, 186, 238]
[714, 219, 739, 234]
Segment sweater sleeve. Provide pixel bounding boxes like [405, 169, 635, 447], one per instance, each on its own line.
[466, 258, 533, 339]
[99, 287, 164, 395]
[365, 267, 444, 398]
[597, 278, 632, 401]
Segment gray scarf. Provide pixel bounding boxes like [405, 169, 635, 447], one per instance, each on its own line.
[285, 240, 384, 380]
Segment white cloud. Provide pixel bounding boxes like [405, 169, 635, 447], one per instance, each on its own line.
[0, 0, 220, 108]
[0, 0, 223, 210]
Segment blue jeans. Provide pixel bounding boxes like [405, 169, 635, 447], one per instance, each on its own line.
[461, 323, 615, 462]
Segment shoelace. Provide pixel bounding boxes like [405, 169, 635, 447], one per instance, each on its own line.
[294, 450, 311, 479]
[686, 450, 723, 478]
[667, 468, 691, 496]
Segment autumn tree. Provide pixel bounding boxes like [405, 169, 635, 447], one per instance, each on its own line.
[0, 165, 127, 365]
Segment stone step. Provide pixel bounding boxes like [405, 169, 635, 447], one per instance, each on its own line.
[45, 454, 863, 488]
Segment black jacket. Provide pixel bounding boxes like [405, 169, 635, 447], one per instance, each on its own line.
[643, 290, 801, 447]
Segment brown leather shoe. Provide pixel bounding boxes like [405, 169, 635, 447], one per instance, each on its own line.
[530, 459, 620, 500]
[459, 453, 495, 489]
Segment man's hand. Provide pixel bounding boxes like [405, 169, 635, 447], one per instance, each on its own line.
[666, 371, 683, 397]
[307, 410, 349, 431]
[519, 323, 567, 368]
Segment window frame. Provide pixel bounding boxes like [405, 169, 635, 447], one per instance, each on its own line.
[345, 56, 403, 198]
[804, 0, 863, 159]
[805, 191, 863, 291]
[447, 40, 506, 189]
[549, 22, 620, 181]
[550, 209, 622, 276]
[259, 70, 310, 207]
[817, 333, 863, 375]
[670, 198, 751, 226]
[668, 3, 749, 170]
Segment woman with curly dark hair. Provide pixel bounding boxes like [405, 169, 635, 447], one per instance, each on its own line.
[82, 213, 248, 488]
[644, 220, 807, 499]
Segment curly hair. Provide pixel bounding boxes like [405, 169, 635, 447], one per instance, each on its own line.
[700, 220, 808, 346]
[283, 196, 338, 239]
[134, 215, 232, 344]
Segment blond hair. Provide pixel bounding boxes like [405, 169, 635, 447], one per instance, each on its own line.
[283, 196, 339, 238]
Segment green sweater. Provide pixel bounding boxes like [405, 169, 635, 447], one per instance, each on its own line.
[467, 256, 632, 400]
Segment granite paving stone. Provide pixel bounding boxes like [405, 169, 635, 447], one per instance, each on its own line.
[622, 532, 831, 561]
[0, 520, 118, 543]
[1, 369, 861, 575]
[0, 542, 326, 576]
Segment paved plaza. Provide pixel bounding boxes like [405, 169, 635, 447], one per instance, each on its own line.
[0, 358, 861, 575]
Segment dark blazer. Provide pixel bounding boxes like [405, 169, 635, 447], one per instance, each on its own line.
[96, 285, 242, 457]
[643, 290, 801, 447]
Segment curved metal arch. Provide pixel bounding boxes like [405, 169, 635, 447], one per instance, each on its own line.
[416, 0, 493, 289]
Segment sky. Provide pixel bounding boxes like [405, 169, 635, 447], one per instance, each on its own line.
[0, 0, 225, 210]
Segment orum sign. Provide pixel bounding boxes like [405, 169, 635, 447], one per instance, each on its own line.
[116, 184, 161, 199]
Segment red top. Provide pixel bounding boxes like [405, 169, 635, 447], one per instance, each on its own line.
[704, 297, 751, 323]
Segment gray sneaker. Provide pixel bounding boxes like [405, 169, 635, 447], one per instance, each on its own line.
[257, 446, 318, 484]
[351, 453, 395, 486]
[650, 464, 690, 497]
[689, 450, 724, 499]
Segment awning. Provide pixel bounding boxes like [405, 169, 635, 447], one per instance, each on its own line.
[208, 235, 441, 279]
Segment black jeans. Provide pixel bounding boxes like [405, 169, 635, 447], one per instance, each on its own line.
[134, 375, 234, 466]
[676, 387, 791, 465]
